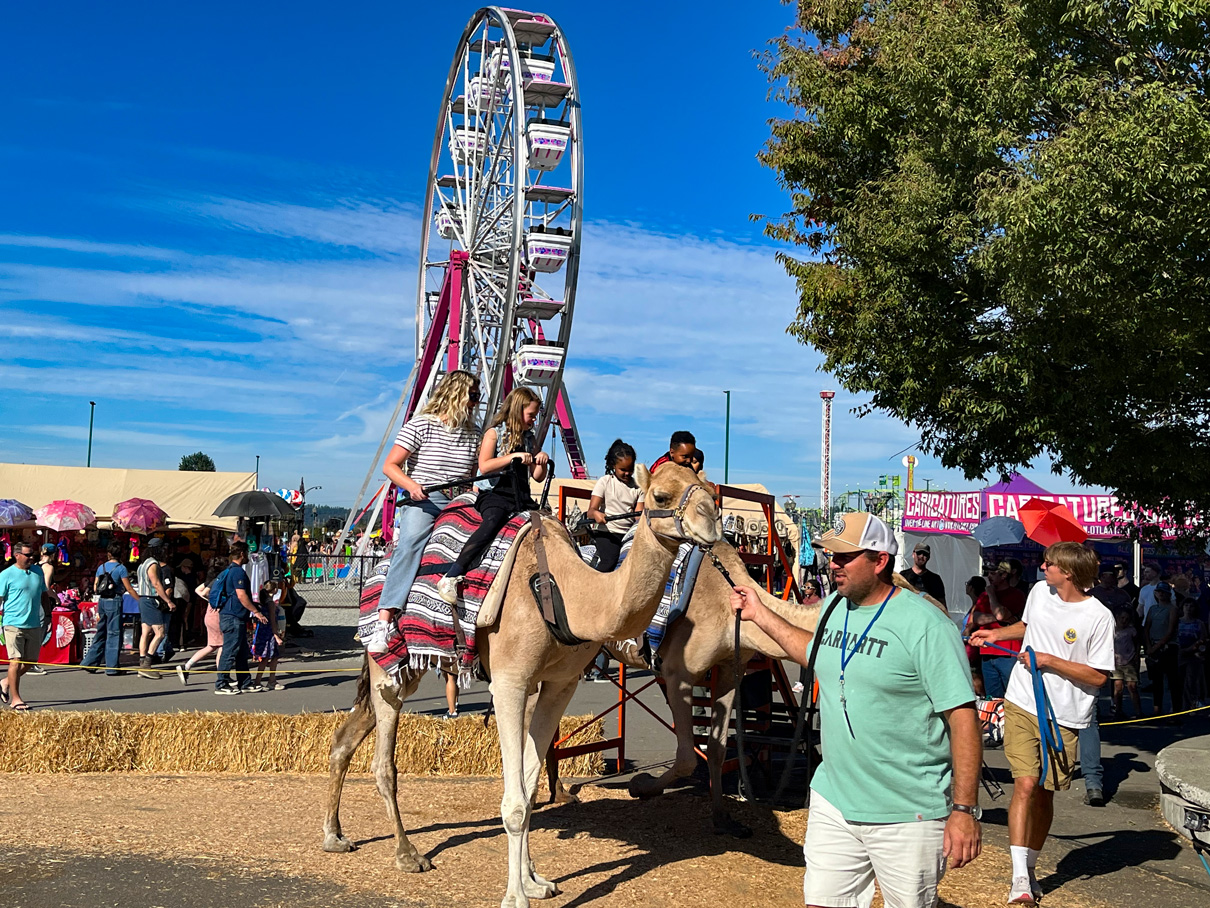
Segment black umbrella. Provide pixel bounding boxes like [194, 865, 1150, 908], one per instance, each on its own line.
[213, 490, 297, 519]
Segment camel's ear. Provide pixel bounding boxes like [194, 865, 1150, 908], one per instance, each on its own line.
[635, 463, 652, 493]
[698, 469, 710, 483]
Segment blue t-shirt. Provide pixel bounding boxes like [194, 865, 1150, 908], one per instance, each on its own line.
[216, 564, 253, 618]
[95, 560, 129, 598]
[0, 564, 48, 629]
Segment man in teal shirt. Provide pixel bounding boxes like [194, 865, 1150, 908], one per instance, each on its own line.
[0, 541, 54, 710]
[731, 512, 981, 908]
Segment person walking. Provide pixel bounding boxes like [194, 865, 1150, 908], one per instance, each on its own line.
[176, 567, 224, 685]
[970, 542, 1113, 904]
[0, 542, 55, 709]
[1110, 608, 1142, 718]
[902, 542, 947, 605]
[437, 386, 549, 605]
[211, 542, 269, 695]
[731, 512, 982, 908]
[83, 542, 138, 676]
[367, 370, 482, 653]
[1177, 599, 1207, 708]
[134, 537, 175, 679]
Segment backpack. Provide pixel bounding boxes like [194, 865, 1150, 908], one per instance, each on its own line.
[96, 564, 119, 598]
[208, 566, 233, 611]
[157, 561, 174, 599]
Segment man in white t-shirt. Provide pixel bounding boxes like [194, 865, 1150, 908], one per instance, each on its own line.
[1136, 563, 1160, 622]
[970, 542, 1113, 905]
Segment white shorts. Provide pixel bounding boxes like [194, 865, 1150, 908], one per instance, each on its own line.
[803, 792, 947, 908]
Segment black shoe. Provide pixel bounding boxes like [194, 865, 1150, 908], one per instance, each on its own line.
[1084, 788, 1105, 806]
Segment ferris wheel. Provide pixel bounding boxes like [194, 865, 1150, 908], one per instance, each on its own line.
[407, 6, 588, 478]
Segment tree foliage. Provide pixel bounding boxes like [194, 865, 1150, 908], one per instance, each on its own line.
[178, 451, 216, 472]
[760, 0, 1210, 528]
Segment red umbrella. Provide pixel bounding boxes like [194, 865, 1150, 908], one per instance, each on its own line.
[1018, 498, 1087, 546]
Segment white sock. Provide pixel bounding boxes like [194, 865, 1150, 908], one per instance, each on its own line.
[1010, 845, 1030, 880]
[1027, 847, 1040, 875]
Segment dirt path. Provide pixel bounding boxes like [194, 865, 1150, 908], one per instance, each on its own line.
[0, 773, 1121, 907]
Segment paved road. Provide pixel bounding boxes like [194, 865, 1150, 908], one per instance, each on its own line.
[10, 615, 1210, 904]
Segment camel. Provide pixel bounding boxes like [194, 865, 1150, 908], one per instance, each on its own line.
[321, 463, 721, 908]
[544, 559, 946, 835]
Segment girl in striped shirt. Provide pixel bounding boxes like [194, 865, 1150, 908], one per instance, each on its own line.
[366, 370, 481, 654]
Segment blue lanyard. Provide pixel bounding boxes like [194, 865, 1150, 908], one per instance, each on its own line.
[838, 586, 894, 737]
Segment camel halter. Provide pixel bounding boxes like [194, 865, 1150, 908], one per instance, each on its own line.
[643, 481, 715, 543]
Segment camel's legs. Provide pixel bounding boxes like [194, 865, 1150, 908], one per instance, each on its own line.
[493, 676, 537, 908]
[322, 697, 377, 853]
[370, 675, 433, 873]
[517, 679, 578, 900]
[706, 677, 751, 837]
[628, 672, 699, 798]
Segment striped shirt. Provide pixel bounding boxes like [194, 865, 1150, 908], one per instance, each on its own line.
[395, 414, 481, 486]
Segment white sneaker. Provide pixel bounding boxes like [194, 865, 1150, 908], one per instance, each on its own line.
[366, 619, 391, 655]
[1008, 876, 1036, 904]
[791, 681, 804, 694]
[436, 575, 461, 605]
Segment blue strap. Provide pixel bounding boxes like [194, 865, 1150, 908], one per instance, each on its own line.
[980, 641, 1065, 783]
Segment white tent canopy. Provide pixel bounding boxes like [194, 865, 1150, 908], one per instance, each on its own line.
[895, 529, 982, 626]
[0, 462, 256, 531]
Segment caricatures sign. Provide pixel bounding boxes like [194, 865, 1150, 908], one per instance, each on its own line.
[902, 491, 982, 534]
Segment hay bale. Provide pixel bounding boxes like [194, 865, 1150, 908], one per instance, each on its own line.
[0, 711, 605, 776]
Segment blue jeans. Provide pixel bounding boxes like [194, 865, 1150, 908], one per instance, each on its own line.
[216, 612, 250, 690]
[1078, 715, 1103, 791]
[982, 655, 1016, 699]
[82, 597, 123, 673]
[378, 491, 450, 612]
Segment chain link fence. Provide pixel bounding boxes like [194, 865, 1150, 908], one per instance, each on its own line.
[291, 553, 380, 609]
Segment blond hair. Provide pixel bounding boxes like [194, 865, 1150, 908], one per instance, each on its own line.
[1043, 541, 1099, 592]
[490, 387, 541, 453]
[419, 370, 480, 430]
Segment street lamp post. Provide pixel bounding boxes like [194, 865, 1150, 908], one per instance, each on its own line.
[723, 390, 731, 484]
[87, 401, 96, 467]
[255, 455, 260, 488]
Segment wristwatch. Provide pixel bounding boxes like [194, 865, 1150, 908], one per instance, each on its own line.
[951, 803, 982, 820]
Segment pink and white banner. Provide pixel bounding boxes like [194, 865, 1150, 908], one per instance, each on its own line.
[982, 492, 1124, 538]
[902, 490, 982, 534]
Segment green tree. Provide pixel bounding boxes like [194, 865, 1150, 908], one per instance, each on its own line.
[760, 1, 1210, 530]
[179, 452, 216, 472]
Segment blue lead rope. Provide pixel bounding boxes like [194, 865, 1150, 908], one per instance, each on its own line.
[978, 641, 1065, 785]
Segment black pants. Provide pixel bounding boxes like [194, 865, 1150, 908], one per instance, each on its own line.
[591, 530, 625, 572]
[1147, 645, 1182, 715]
[449, 488, 525, 576]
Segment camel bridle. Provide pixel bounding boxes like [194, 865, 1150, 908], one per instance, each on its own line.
[643, 480, 715, 543]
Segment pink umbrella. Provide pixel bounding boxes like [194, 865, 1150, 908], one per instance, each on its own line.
[112, 498, 169, 534]
[34, 499, 97, 532]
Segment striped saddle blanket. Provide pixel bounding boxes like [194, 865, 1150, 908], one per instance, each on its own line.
[358, 493, 531, 684]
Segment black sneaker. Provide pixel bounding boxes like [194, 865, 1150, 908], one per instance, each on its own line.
[214, 686, 241, 696]
[1084, 788, 1105, 806]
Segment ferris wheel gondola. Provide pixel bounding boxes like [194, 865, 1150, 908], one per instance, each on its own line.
[409, 6, 588, 477]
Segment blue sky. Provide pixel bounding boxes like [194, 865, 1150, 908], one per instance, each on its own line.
[1, 1, 1083, 508]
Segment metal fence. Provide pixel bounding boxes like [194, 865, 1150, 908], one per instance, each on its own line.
[291, 553, 380, 609]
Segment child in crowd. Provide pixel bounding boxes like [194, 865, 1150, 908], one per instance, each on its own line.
[649, 430, 696, 474]
[370, 370, 482, 652]
[585, 439, 642, 573]
[689, 448, 705, 475]
[1111, 608, 1142, 718]
[437, 386, 549, 604]
[250, 580, 285, 691]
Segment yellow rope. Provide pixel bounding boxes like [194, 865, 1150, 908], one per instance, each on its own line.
[1101, 702, 1210, 725]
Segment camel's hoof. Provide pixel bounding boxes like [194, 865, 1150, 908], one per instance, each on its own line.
[395, 853, 434, 873]
[712, 814, 753, 839]
[628, 772, 661, 799]
[501, 894, 531, 908]
[550, 786, 579, 806]
[522, 872, 560, 899]
[322, 833, 356, 853]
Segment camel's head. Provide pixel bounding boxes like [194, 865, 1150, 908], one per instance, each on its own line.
[636, 463, 722, 546]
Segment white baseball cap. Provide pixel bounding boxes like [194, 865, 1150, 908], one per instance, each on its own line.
[813, 512, 899, 556]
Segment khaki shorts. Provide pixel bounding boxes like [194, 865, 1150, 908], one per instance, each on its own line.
[1111, 662, 1139, 683]
[3, 626, 43, 664]
[1003, 699, 1079, 791]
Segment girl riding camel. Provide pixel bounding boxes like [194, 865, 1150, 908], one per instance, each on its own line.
[437, 386, 549, 604]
